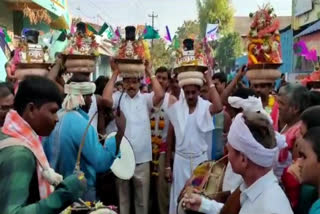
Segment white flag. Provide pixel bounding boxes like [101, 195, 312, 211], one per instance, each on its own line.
[206, 24, 219, 41]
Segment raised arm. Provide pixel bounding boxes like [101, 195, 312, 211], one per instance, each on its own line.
[145, 61, 164, 106]
[102, 60, 119, 108]
[220, 66, 247, 105]
[47, 59, 64, 93]
[47, 59, 62, 81]
[205, 71, 223, 115]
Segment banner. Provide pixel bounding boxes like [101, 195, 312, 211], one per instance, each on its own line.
[206, 24, 219, 41]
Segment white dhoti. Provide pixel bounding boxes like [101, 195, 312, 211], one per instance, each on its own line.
[169, 151, 208, 214]
[166, 96, 214, 214]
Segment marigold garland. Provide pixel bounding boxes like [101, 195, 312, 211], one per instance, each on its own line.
[150, 107, 165, 177]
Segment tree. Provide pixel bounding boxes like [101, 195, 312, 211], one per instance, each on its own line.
[175, 20, 200, 41]
[197, 0, 234, 37]
[150, 39, 173, 69]
[215, 32, 242, 72]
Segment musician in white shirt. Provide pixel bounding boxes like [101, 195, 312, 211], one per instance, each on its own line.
[181, 111, 293, 214]
[103, 60, 164, 214]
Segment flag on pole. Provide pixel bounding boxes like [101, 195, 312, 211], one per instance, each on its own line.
[294, 40, 308, 56]
[71, 24, 76, 34]
[87, 24, 98, 35]
[99, 23, 115, 40]
[164, 26, 172, 42]
[2, 28, 11, 43]
[143, 25, 160, 39]
[172, 36, 180, 50]
[206, 24, 219, 41]
[98, 23, 109, 35]
[115, 27, 121, 40]
[136, 25, 146, 38]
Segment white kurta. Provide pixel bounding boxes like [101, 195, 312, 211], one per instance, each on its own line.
[166, 97, 214, 214]
[198, 170, 293, 214]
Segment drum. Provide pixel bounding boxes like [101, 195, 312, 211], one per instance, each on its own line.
[177, 156, 229, 214]
[107, 132, 136, 180]
[89, 208, 117, 214]
[69, 207, 117, 214]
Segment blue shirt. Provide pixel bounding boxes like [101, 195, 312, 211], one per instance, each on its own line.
[43, 109, 117, 187]
[310, 199, 320, 214]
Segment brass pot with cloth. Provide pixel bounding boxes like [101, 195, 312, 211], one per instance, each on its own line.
[63, 54, 96, 74]
[114, 26, 149, 78]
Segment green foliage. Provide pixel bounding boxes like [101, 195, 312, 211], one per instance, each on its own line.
[150, 39, 173, 69]
[197, 0, 234, 37]
[175, 20, 200, 41]
[215, 32, 243, 72]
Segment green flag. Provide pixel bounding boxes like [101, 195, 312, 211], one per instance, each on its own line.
[143, 25, 160, 39]
[99, 23, 114, 39]
[3, 28, 11, 43]
[87, 24, 98, 35]
[98, 23, 108, 35]
[172, 36, 180, 50]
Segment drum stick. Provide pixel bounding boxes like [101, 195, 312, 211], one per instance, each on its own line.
[75, 110, 98, 171]
[78, 198, 91, 209]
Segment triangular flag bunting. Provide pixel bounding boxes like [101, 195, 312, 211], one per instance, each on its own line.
[164, 26, 172, 42]
[172, 36, 180, 50]
[87, 24, 98, 35]
[143, 25, 160, 39]
[98, 23, 109, 35]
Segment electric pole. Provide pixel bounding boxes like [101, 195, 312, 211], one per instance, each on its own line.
[148, 11, 158, 48]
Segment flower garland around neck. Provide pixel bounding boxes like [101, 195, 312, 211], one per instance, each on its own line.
[265, 94, 275, 115]
[150, 106, 165, 177]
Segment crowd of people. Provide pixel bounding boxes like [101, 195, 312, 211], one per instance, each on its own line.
[1, 56, 320, 214]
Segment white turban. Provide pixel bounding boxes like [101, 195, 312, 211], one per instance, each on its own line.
[228, 96, 273, 124]
[227, 113, 279, 168]
[178, 71, 204, 88]
[62, 82, 96, 111]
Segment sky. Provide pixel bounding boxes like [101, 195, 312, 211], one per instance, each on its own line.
[68, 0, 292, 36]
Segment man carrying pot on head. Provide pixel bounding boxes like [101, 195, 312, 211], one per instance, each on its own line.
[165, 38, 223, 214]
[103, 59, 164, 214]
[43, 73, 124, 201]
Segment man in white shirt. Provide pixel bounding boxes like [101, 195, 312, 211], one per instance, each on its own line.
[181, 111, 293, 214]
[166, 70, 223, 214]
[103, 60, 164, 214]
